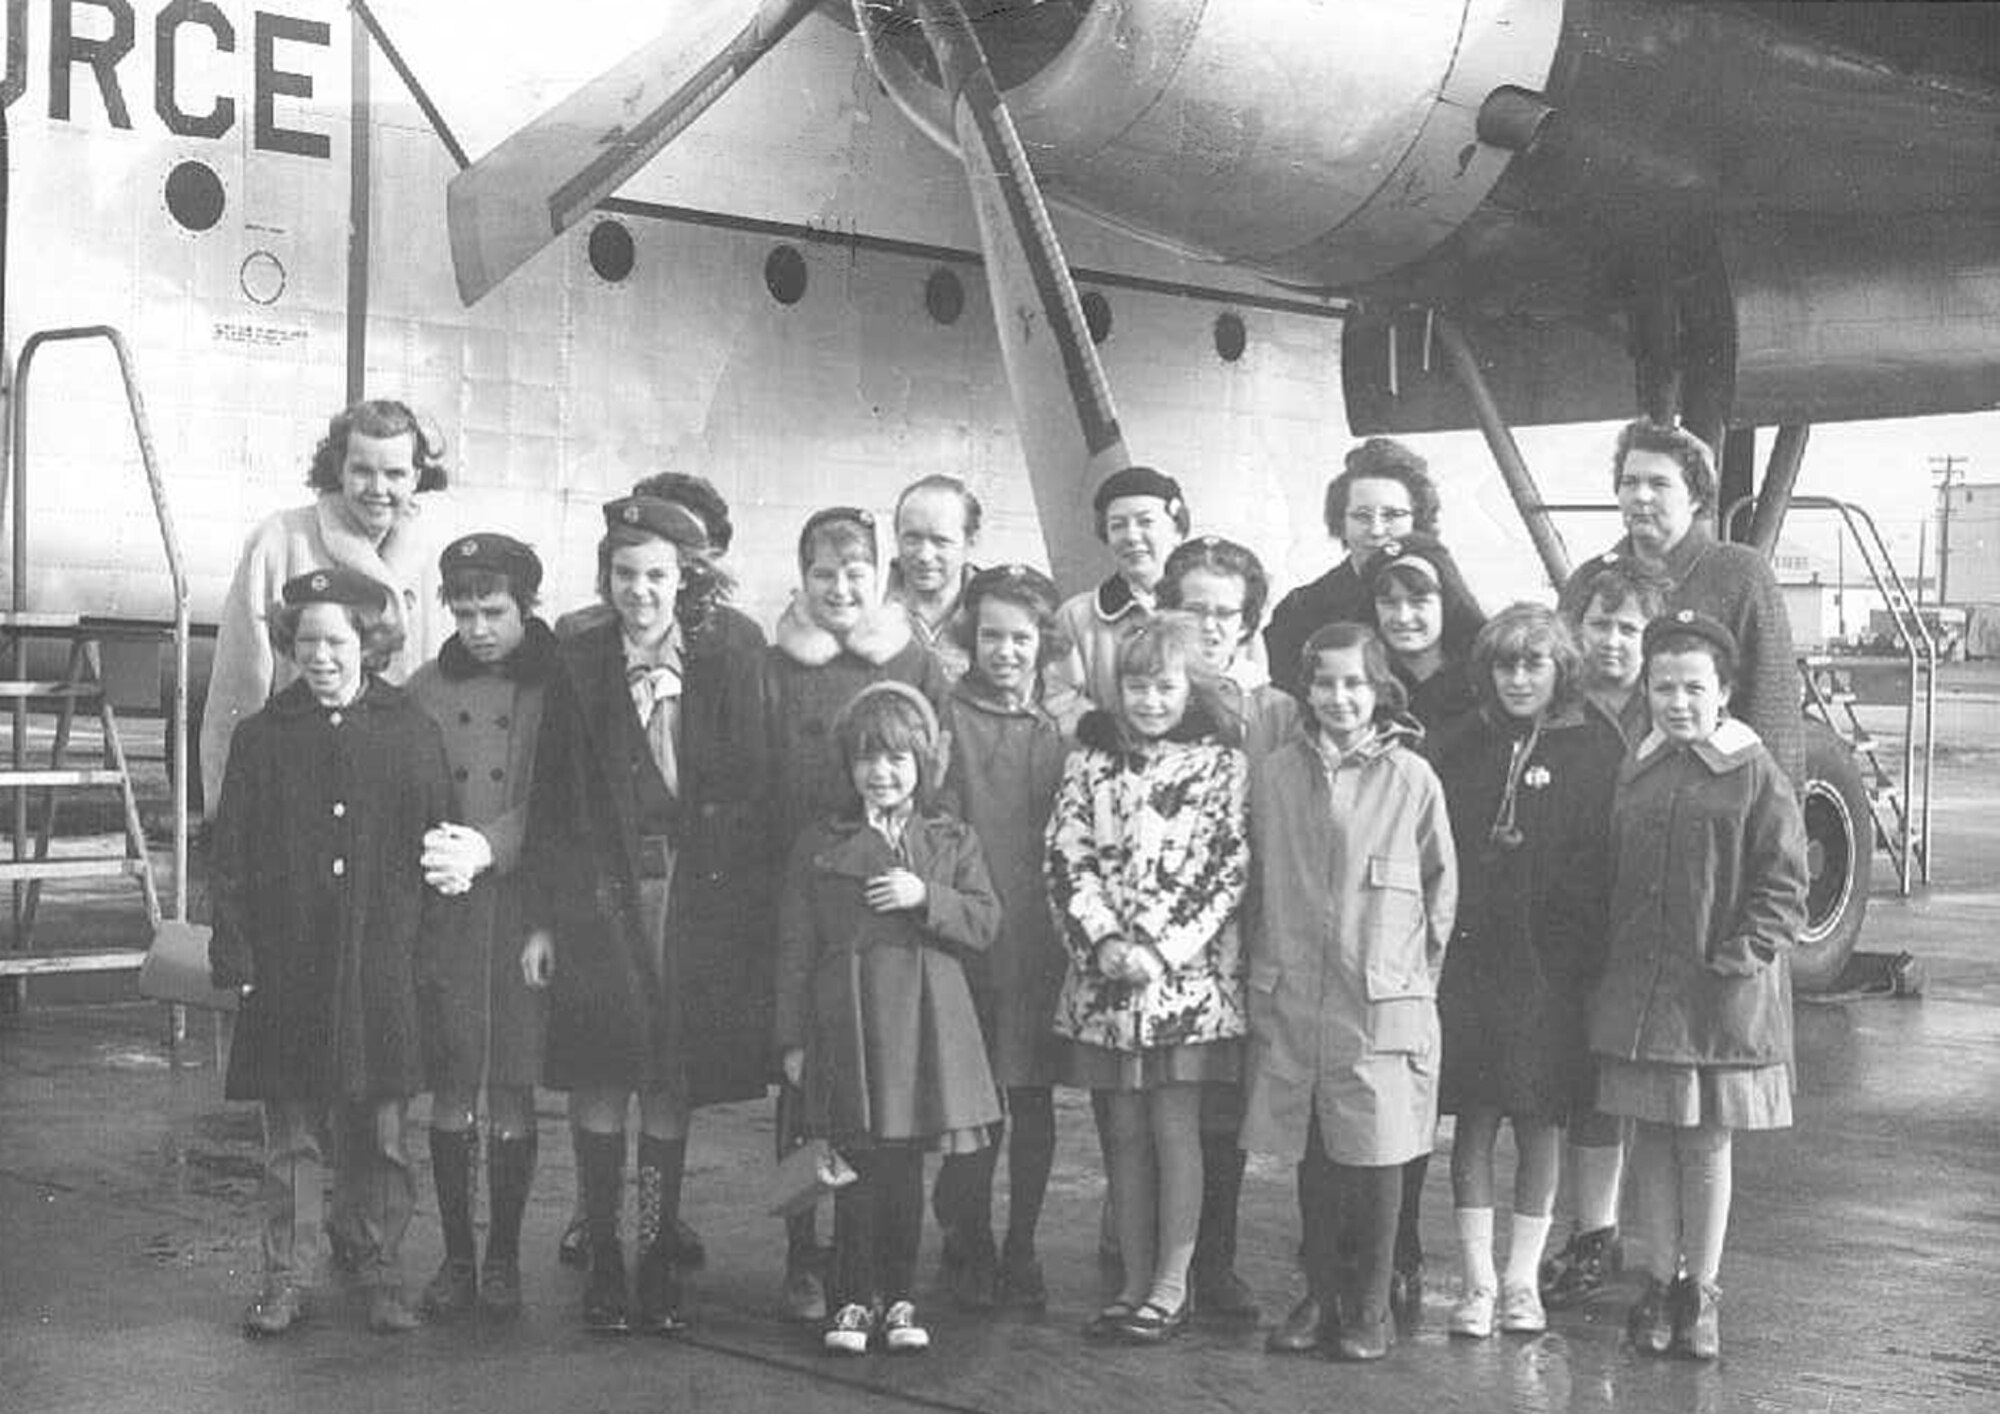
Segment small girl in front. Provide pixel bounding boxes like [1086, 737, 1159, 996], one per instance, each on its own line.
[775, 683, 1003, 1357]
[209, 569, 453, 1338]
[1430, 605, 1620, 1339]
[1240, 623, 1455, 1362]
[1048, 614, 1249, 1346]
[1590, 610, 1806, 1360]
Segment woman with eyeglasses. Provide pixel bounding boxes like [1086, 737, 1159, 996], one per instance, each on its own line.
[1263, 439, 1484, 701]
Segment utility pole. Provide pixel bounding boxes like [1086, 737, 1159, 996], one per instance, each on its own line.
[1930, 455, 1968, 606]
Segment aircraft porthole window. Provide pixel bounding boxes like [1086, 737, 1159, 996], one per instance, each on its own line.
[1214, 312, 1248, 363]
[925, 268, 965, 325]
[164, 160, 226, 234]
[587, 220, 636, 284]
[240, 251, 288, 307]
[766, 245, 809, 306]
[1082, 291, 1113, 345]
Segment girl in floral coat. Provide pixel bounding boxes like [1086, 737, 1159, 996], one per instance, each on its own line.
[1048, 613, 1249, 1346]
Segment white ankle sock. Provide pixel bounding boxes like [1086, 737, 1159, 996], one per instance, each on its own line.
[1574, 1143, 1625, 1235]
[1504, 1212, 1553, 1290]
[1454, 1207, 1496, 1293]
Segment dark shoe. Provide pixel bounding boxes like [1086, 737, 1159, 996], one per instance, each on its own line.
[947, 1242, 999, 1311]
[557, 1215, 590, 1270]
[478, 1254, 522, 1318]
[242, 1283, 307, 1337]
[1626, 1276, 1677, 1356]
[1114, 1298, 1189, 1345]
[1332, 1312, 1392, 1362]
[326, 1222, 363, 1278]
[1543, 1225, 1622, 1309]
[783, 1248, 828, 1323]
[1083, 1300, 1138, 1342]
[419, 1258, 478, 1319]
[996, 1249, 1047, 1310]
[366, 1289, 422, 1334]
[1674, 1280, 1721, 1360]
[583, 1241, 630, 1334]
[1389, 1264, 1424, 1329]
[1266, 1294, 1326, 1354]
[1192, 1263, 1261, 1324]
[633, 1244, 686, 1335]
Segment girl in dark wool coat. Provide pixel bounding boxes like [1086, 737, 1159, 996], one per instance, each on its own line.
[1431, 604, 1620, 1340]
[520, 496, 772, 1336]
[210, 569, 454, 1339]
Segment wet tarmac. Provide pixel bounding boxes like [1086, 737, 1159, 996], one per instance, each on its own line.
[5, 715, 1998, 1413]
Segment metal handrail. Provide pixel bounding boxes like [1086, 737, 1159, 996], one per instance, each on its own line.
[9, 326, 191, 920]
[1723, 493, 1936, 888]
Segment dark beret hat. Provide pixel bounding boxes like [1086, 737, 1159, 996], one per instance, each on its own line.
[965, 562, 1060, 612]
[281, 568, 388, 611]
[602, 495, 709, 550]
[1360, 530, 1457, 589]
[439, 532, 542, 593]
[1643, 607, 1739, 663]
[1091, 465, 1185, 516]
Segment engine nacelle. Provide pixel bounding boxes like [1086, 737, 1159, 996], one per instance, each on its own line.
[863, 0, 1563, 287]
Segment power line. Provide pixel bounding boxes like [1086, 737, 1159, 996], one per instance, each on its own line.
[1930, 455, 1968, 604]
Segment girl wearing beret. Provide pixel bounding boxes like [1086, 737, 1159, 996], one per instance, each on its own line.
[521, 496, 773, 1335]
[209, 570, 455, 1338]
[405, 534, 558, 1320]
[1591, 612, 1807, 1360]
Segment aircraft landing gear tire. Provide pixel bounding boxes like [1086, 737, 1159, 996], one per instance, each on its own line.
[1792, 718, 1874, 993]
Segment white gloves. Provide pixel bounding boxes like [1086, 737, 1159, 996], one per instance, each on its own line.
[423, 823, 494, 896]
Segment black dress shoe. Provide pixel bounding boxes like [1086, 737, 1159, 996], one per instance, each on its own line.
[1333, 1313, 1392, 1362]
[1115, 1298, 1188, 1345]
[1192, 1264, 1262, 1324]
[1266, 1294, 1326, 1354]
[583, 1240, 631, 1334]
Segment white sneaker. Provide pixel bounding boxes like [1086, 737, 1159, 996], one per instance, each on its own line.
[823, 1302, 873, 1356]
[881, 1299, 930, 1353]
[1449, 1286, 1496, 1338]
[1498, 1281, 1547, 1333]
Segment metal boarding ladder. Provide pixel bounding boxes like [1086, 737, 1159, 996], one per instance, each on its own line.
[0, 326, 192, 989]
[1725, 495, 1936, 893]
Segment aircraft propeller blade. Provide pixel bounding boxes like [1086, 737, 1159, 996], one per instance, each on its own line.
[447, 0, 818, 304]
[888, 0, 1130, 592]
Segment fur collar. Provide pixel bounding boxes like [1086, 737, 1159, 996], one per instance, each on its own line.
[1076, 701, 1227, 754]
[1632, 717, 1762, 773]
[773, 595, 915, 668]
[437, 617, 559, 683]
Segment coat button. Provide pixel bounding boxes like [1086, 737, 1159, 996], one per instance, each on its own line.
[459, 711, 472, 725]
[328, 711, 343, 727]
[496, 715, 510, 729]
[331, 802, 346, 818]
[490, 768, 504, 782]
[331, 858, 346, 877]
[454, 767, 469, 782]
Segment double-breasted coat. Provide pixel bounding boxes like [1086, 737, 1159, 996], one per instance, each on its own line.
[774, 812, 1003, 1144]
[407, 622, 556, 1092]
[526, 614, 774, 1103]
[210, 678, 454, 1102]
[1430, 707, 1621, 1120]
[1238, 719, 1457, 1166]
[939, 673, 1073, 1088]
[1588, 721, 1808, 1071]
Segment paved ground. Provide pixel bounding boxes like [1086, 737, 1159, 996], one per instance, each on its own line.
[3, 701, 1997, 1413]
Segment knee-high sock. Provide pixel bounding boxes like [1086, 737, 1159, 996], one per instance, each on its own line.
[1627, 1122, 1681, 1282]
[877, 1147, 926, 1303]
[486, 1131, 537, 1265]
[1675, 1127, 1732, 1286]
[777, 1082, 817, 1258]
[935, 1136, 1000, 1252]
[832, 1151, 883, 1310]
[1003, 1088, 1056, 1258]
[576, 1129, 627, 1252]
[1300, 1113, 1339, 1303]
[1574, 1137, 1627, 1235]
[429, 1125, 479, 1267]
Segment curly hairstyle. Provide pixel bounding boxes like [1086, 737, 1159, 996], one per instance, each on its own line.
[1469, 602, 1582, 717]
[1569, 557, 1671, 624]
[1159, 535, 1271, 640]
[1612, 419, 1718, 517]
[1323, 437, 1440, 539]
[1298, 621, 1408, 720]
[267, 599, 403, 674]
[306, 399, 447, 494]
